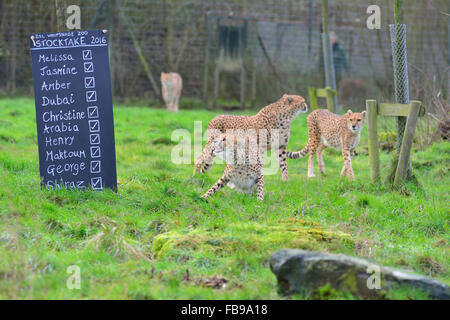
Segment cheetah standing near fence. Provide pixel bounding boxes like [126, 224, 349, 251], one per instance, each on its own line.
[287, 109, 366, 180]
[195, 94, 308, 181]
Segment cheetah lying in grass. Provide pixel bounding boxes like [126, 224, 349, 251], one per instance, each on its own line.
[194, 94, 308, 181]
[287, 109, 366, 180]
[198, 132, 265, 201]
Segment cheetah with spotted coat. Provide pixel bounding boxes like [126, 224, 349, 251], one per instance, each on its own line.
[195, 94, 308, 181]
[287, 109, 366, 180]
[198, 133, 265, 201]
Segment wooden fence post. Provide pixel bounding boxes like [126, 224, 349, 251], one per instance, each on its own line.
[394, 100, 421, 187]
[325, 87, 334, 112]
[308, 87, 318, 110]
[366, 100, 380, 182]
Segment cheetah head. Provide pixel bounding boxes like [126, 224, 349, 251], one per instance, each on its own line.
[212, 133, 253, 165]
[282, 94, 308, 114]
[346, 110, 366, 133]
[211, 133, 228, 159]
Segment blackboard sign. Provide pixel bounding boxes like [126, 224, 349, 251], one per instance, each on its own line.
[30, 30, 117, 191]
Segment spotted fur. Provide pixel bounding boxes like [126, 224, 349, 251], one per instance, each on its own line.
[287, 109, 366, 180]
[200, 133, 264, 201]
[195, 94, 308, 181]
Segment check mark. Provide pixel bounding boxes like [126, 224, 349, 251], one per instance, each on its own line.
[90, 146, 101, 158]
[83, 50, 92, 60]
[91, 177, 103, 190]
[84, 77, 95, 88]
[89, 133, 100, 145]
[86, 91, 97, 102]
[88, 120, 100, 132]
[87, 106, 99, 119]
[90, 160, 101, 173]
[84, 62, 94, 73]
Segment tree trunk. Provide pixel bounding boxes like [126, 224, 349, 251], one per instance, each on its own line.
[55, 0, 68, 32]
[387, 0, 414, 183]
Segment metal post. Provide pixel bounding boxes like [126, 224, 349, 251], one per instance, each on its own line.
[390, 23, 412, 178]
[306, 0, 313, 87]
[203, 13, 211, 103]
[321, 0, 338, 113]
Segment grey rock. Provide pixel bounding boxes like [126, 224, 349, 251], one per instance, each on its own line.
[270, 249, 449, 300]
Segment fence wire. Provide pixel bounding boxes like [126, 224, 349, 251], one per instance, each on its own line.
[0, 0, 448, 109]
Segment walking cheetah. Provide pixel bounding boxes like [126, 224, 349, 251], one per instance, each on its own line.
[198, 133, 265, 201]
[287, 109, 366, 180]
[195, 94, 308, 181]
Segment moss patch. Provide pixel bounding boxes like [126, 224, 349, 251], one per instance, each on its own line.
[152, 219, 353, 260]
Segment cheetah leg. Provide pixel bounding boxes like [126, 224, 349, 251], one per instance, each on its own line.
[342, 148, 354, 181]
[256, 172, 264, 202]
[340, 165, 347, 177]
[202, 174, 230, 199]
[306, 128, 320, 178]
[278, 145, 288, 181]
[308, 153, 316, 178]
[307, 143, 318, 178]
[174, 95, 180, 112]
[317, 143, 326, 175]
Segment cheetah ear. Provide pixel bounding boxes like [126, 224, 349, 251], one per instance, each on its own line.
[347, 109, 353, 114]
[362, 111, 367, 118]
[286, 96, 293, 104]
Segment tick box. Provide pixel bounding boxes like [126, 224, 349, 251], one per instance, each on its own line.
[91, 177, 103, 190]
[88, 120, 100, 132]
[86, 91, 97, 102]
[82, 50, 92, 60]
[90, 146, 101, 158]
[84, 62, 94, 73]
[87, 106, 99, 119]
[89, 133, 100, 145]
[84, 77, 95, 89]
[90, 160, 101, 174]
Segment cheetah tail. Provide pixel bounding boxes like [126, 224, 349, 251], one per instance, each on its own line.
[286, 146, 309, 159]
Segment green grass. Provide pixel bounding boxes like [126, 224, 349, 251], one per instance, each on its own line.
[0, 97, 448, 299]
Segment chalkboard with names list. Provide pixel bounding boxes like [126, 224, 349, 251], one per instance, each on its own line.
[29, 30, 117, 191]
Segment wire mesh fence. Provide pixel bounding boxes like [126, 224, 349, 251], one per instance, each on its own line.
[0, 0, 448, 110]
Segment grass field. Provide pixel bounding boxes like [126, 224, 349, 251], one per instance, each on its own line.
[0, 97, 448, 299]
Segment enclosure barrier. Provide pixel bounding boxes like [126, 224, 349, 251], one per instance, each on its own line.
[366, 99, 425, 186]
[308, 86, 337, 113]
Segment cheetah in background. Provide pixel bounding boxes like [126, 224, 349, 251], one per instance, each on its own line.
[287, 109, 366, 180]
[194, 94, 308, 181]
[198, 133, 265, 201]
[161, 72, 182, 112]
